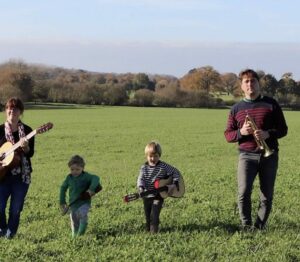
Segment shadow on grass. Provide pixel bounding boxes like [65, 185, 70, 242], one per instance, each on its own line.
[92, 221, 240, 240]
[160, 221, 240, 234]
[91, 222, 143, 240]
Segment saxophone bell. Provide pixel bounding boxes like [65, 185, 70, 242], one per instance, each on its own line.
[245, 113, 274, 158]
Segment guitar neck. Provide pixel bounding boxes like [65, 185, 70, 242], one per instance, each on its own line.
[5, 130, 37, 156]
[140, 186, 168, 198]
[124, 185, 170, 203]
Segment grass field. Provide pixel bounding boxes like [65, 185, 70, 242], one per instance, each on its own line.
[0, 106, 299, 261]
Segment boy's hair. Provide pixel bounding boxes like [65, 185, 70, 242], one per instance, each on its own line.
[5, 97, 24, 113]
[145, 141, 162, 157]
[68, 155, 85, 168]
[239, 69, 259, 81]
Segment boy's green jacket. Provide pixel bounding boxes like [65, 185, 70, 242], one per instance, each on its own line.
[59, 171, 100, 211]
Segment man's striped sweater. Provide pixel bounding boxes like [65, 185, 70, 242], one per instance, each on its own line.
[224, 95, 288, 153]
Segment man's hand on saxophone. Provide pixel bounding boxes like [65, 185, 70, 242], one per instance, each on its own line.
[240, 115, 270, 141]
[240, 120, 253, 136]
[253, 129, 270, 141]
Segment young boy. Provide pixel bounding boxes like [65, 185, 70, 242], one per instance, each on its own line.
[59, 155, 101, 237]
[137, 141, 181, 233]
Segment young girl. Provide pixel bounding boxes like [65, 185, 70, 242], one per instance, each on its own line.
[59, 155, 101, 237]
[137, 141, 181, 233]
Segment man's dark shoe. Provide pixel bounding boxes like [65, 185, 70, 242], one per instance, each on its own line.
[0, 229, 6, 237]
[5, 229, 14, 239]
[150, 224, 159, 233]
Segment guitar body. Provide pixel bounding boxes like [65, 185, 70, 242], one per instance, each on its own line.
[0, 142, 15, 166]
[0, 142, 20, 180]
[158, 175, 185, 199]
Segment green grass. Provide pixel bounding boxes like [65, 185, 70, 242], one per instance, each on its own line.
[0, 106, 299, 261]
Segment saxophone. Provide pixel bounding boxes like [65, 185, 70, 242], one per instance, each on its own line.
[245, 113, 274, 157]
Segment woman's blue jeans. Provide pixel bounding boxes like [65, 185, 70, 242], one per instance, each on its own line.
[0, 175, 29, 237]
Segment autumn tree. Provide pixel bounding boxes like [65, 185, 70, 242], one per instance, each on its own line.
[278, 73, 297, 96]
[91, 74, 106, 85]
[221, 73, 238, 95]
[180, 66, 221, 94]
[256, 70, 265, 79]
[260, 74, 278, 97]
[47, 82, 69, 103]
[105, 73, 118, 85]
[132, 73, 155, 91]
[294, 81, 300, 96]
[154, 80, 183, 107]
[32, 80, 51, 102]
[131, 89, 154, 106]
[117, 73, 135, 91]
[0, 61, 33, 104]
[103, 84, 128, 105]
[181, 91, 215, 108]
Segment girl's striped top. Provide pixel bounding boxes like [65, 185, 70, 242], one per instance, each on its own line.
[137, 160, 180, 198]
[224, 95, 288, 153]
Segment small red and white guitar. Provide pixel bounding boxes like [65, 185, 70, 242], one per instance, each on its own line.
[0, 122, 53, 179]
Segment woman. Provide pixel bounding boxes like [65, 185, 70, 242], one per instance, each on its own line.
[0, 97, 35, 239]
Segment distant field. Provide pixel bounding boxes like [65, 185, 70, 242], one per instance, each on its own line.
[0, 106, 299, 261]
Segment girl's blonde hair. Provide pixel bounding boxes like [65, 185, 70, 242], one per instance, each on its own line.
[68, 155, 85, 168]
[145, 141, 162, 156]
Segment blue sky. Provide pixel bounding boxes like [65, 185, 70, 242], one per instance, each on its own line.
[1, 0, 300, 79]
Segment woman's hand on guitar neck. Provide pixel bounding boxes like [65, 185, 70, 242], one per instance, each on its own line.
[20, 137, 30, 153]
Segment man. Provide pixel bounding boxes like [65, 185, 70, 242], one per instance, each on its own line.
[224, 69, 288, 230]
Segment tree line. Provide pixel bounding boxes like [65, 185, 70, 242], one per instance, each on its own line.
[1, 60, 300, 108]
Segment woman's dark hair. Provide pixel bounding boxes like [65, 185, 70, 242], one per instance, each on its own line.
[5, 97, 24, 113]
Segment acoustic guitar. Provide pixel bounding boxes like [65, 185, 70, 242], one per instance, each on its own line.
[123, 175, 185, 203]
[0, 122, 53, 180]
